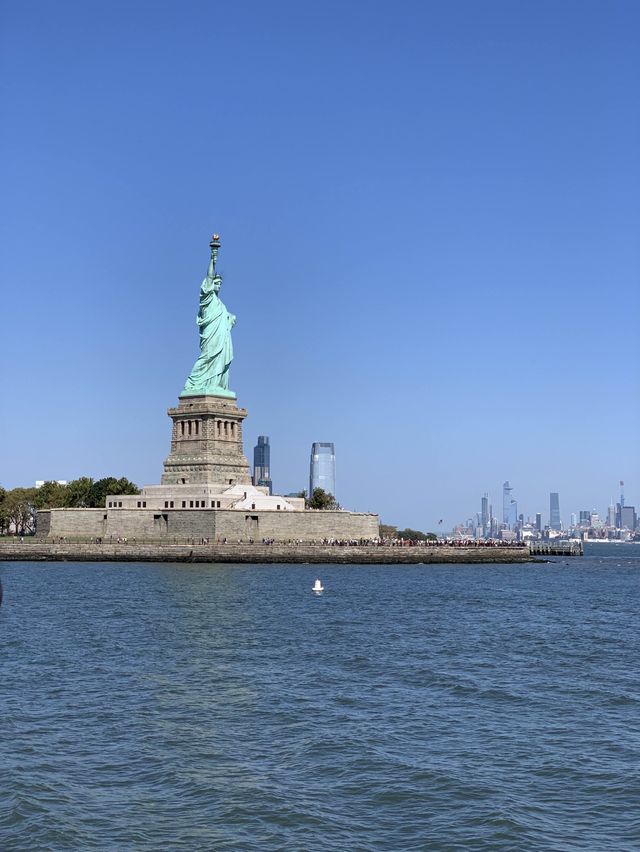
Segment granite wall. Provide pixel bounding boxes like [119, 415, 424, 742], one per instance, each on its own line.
[37, 507, 380, 542]
[1, 539, 533, 564]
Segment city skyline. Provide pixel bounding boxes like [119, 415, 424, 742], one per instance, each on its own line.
[463, 480, 638, 539]
[2, 1, 638, 530]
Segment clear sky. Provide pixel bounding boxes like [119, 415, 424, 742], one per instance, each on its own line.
[2, 0, 639, 530]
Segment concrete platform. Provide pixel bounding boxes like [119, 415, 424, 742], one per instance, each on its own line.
[0, 540, 533, 564]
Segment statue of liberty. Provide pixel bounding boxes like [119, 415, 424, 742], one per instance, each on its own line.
[181, 234, 237, 398]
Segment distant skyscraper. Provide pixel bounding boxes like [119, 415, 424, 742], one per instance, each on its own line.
[550, 492, 561, 530]
[615, 481, 626, 528]
[621, 506, 636, 531]
[309, 442, 336, 498]
[535, 513, 542, 532]
[502, 481, 517, 529]
[481, 494, 489, 535]
[579, 510, 591, 526]
[607, 504, 616, 527]
[502, 481, 512, 525]
[252, 435, 272, 494]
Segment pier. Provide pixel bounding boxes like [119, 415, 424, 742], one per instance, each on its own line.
[529, 540, 584, 557]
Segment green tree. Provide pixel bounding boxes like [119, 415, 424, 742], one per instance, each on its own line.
[308, 487, 340, 510]
[396, 528, 436, 541]
[87, 477, 139, 507]
[379, 523, 397, 538]
[0, 486, 7, 535]
[32, 480, 68, 510]
[1, 487, 38, 535]
[64, 477, 94, 508]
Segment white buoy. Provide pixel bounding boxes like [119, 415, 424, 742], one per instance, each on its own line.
[312, 578, 324, 594]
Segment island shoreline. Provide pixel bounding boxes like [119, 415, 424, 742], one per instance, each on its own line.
[0, 541, 533, 564]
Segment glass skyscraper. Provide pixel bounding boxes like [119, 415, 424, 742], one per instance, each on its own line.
[480, 494, 489, 535]
[309, 442, 336, 498]
[621, 506, 636, 531]
[550, 492, 561, 530]
[502, 481, 517, 529]
[252, 435, 272, 494]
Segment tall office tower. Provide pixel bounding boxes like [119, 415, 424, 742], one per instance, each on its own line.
[550, 492, 561, 530]
[607, 504, 616, 527]
[621, 506, 636, 531]
[579, 510, 591, 526]
[502, 481, 514, 527]
[570, 513, 577, 528]
[490, 515, 499, 538]
[481, 494, 489, 535]
[252, 435, 272, 494]
[535, 513, 542, 531]
[615, 481, 626, 528]
[309, 442, 336, 498]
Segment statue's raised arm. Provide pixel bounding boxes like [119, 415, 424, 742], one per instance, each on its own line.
[206, 233, 221, 280]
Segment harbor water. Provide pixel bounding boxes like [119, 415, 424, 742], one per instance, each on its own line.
[1, 544, 639, 850]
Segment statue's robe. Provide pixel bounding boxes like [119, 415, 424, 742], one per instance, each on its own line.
[182, 276, 234, 395]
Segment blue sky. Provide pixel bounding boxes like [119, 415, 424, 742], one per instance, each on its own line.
[2, 0, 639, 530]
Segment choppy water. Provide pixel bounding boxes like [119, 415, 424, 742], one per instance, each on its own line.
[1, 544, 639, 851]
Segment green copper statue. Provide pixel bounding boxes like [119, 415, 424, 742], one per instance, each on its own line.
[181, 234, 236, 399]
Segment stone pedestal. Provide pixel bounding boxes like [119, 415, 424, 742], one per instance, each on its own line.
[161, 395, 251, 486]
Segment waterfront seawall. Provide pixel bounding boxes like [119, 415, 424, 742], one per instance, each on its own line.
[0, 541, 533, 564]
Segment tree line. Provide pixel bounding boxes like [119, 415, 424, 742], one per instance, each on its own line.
[379, 524, 437, 541]
[0, 477, 139, 536]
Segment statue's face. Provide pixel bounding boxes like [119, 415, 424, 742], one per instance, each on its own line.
[213, 276, 222, 292]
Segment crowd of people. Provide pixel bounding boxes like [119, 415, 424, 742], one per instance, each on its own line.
[208, 537, 529, 548]
[38, 535, 527, 548]
[382, 538, 527, 548]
